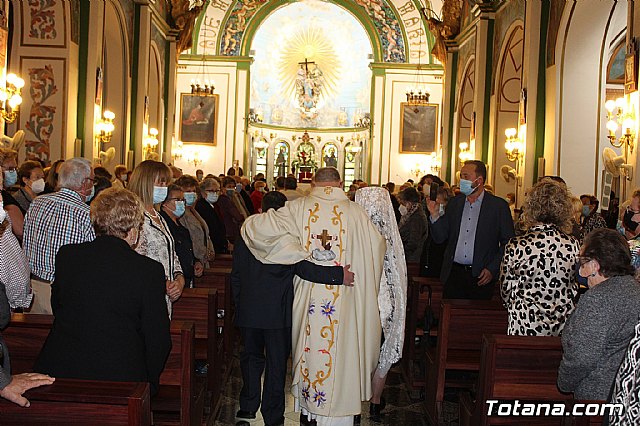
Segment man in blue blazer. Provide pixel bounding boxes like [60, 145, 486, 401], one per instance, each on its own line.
[427, 160, 514, 299]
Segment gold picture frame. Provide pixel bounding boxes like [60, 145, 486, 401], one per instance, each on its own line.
[399, 102, 439, 153]
[625, 46, 637, 94]
[179, 93, 219, 145]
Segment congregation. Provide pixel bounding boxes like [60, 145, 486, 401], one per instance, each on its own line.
[2, 149, 640, 425]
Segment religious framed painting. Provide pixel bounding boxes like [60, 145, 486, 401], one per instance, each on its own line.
[179, 93, 219, 145]
[399, 103, 438, 153]
[625, 43, 637, 94]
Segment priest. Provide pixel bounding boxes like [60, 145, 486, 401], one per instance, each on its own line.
[241, 167, 386, 425]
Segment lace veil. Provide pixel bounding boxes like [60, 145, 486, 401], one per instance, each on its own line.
[355, 187, 407, 375]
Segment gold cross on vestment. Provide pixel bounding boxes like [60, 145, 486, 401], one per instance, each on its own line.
[315, 229, 333, 249]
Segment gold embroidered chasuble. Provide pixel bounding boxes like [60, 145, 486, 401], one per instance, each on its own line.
[241, 186, 386, 417]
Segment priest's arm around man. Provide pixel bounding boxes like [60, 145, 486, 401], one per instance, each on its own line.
[241, 167, 387, 425]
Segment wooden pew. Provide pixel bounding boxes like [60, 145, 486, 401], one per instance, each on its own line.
[459, 334, 570, 425]
[424, 300, 508, 425]
[211, 253, 233, 269]
[171, 288, 222, 416]
[152, 320, 206, 426]
[0, 379, 152, 425]
[4, 314, 204, 426]
[195, 266, 235, 364]
[401, 276, 442, 396]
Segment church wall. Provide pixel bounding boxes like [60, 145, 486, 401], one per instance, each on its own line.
[554, 1, 626, 198]
[172, 58, 242, 176]
[376, 68, 444, 184]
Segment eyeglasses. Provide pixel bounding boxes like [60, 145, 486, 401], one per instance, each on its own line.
[578, 256, 592, 266]
[3, 167, 16, 172]
[166, 197, 186, 203]
[85, 177, 96, 184]
[205, 189, 219, 194]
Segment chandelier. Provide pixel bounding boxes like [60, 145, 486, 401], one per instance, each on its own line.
[191, 19, 214, 96]
[95, 110, 115, 146]
[406, 31, 429, 105]
[0, 73, 25, 123]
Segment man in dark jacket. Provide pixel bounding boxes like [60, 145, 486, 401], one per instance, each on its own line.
[427, 160, 514, 299]
[231, 191, 354, 426]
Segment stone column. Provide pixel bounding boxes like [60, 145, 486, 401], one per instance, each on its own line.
[163, 29, 179, 163]
[442, 40, 459, 183]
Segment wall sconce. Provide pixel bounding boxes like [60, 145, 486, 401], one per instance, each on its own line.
[248, 108, 262, 124]
[605, 97, 635, 154]
[172, 140, 183, 162]
[143, 127, 159, 160]
[458, 141, 473, 164]
[410, 163, 426, 178]
[184, 147, 203, 167]
[0, 73, 25, 123]
[430, 150, 442, 174]
[95, 110, 115, 145]
[504, 127, 524, 162]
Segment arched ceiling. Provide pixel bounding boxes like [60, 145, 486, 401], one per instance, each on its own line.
[191, 0, 438, 65]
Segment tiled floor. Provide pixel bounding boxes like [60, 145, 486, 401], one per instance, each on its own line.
[213, 355, 440, 426]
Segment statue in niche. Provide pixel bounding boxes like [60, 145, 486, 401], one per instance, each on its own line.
[421, 1, 461, 65]
[323, 148, 338, 168]
[275, 147, 287, 177]
[170, 0, 205, 56]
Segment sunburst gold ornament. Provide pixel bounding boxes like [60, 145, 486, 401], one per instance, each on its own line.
[278, 27, 340, 102]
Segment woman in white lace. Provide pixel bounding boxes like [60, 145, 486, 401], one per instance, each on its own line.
[128, 161, 184, 317]
[355, 187, 407, 419]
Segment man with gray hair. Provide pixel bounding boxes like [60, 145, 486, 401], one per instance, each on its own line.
[23, 157, 96, 314]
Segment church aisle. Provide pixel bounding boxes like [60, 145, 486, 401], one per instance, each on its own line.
[213, 356, 433, 425]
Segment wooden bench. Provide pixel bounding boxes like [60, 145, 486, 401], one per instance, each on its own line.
[171, 287, 222, 416]
[4, 314, 204, 426]
[195, 266, 235, 364]
[424, 300, 508, 425]
[0, 379, 152, 425]
[402, 276, 442, 396]
[211, 253, 233, 269]
[152, 321, 205, 426]
[459, 334, 570, 425]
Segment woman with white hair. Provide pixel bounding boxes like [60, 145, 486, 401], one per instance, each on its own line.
[354, 186, 407, 422]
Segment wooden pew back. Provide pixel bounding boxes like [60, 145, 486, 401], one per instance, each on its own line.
[195, 267, 234, 363]
[171, 288, 221, 412]
[425, 300, 508, 425]
[2, 313, 52, 374]
[460, 334, 569, 426]
[0, 379, 152, 425]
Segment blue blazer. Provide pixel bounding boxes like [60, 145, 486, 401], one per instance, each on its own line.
[430, 191, 515, 284]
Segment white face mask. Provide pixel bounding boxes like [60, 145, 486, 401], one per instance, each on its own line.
[31, 178, 45, 194]
[120, 175, 128, 182]
[399, 205, 408, 216]
[0, 202, 6, 223]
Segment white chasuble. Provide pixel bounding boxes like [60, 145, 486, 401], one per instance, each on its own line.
[241, 186, 386, 418]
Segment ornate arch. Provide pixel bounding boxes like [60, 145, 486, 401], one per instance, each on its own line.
[214, 0, 408, 63]
[455, 56, 475, 168]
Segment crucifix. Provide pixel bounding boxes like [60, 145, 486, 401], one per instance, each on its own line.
[314, 229, 335, 251]
[298, 58, 316, 75]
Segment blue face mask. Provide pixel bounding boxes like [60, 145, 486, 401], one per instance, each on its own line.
[226, 189, 235, 197]
[459, 177, 478, 196]
[236, 183, 243, 193]
[153, 186, 168, 204]
[173, 201, 186, 218]
[206, 192, 219, 204]
[86, 185, 95, 203]
[184, 192, 197, 206]
[582, 205, 591, 217]
[3, 169, 17, 187]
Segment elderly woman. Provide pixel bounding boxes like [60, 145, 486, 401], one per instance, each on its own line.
[355, 187, 407, 421]
[175, 175, 215, 268]
[580, 194, 607, 239]
[397, 186, 428, 262]
[160, 184, 202, 288]
[13, 160, 45, 213]
[0, 148, 23, 237]
[34, 188, 171, 394]
[558, 228, 640, 400]
[128, 160, 185, 315]
[0, 171, 32, 309]
[195, 177, 229, 254]
[500, 180, 580, 336]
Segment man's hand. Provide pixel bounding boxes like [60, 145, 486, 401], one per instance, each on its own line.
[166, 275, 185, 302]
[426, 199, 439, 219]
[342, 264, 355, 287]
[477, 268, 493, 286]
[194, 261, 204, 277]
[0, 373, 55, 407]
